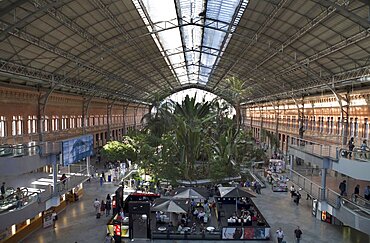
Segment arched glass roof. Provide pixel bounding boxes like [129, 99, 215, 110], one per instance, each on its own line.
[0, 0, 369, 105]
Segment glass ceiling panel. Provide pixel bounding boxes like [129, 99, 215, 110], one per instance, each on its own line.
[134, 0, 249, 85]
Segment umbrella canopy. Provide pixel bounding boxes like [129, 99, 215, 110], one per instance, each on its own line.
[173, 188, 205, 200]
[218, 186, 256, 198]
[151, 199, 188, 214]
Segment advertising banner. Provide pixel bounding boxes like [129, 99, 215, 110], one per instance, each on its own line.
[62, 135, 93, 166]
[222, 227, 270, 240]
[43, 209, 54, 228]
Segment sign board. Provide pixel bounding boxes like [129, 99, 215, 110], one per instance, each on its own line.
[62, 135, 93, 166]
[222, 227, 270, 240]
[312, 199, 318, 217]
[43, 209, 54, 228]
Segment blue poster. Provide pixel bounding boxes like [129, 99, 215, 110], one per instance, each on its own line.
[62, 135, 93, 165]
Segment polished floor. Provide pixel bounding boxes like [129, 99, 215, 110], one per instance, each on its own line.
[22, 178, 117, 243]
[22, 174, 370, 243]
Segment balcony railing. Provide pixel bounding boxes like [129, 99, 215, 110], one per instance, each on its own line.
[289, 169, 370, 217]
[289, 169, 322, 200]
[0, 187, 44, 214]
[55, 165, 91, 195]
[338, 148, 370, 163]
[0, 141, 62, 157]
[289, 137, 339, 160]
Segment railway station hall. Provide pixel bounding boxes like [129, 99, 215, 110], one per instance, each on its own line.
[0, 0, 369, 242]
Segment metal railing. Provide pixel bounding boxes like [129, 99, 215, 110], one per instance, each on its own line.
[338, 148, 370, 163]
[289, 169, 322, 200]
[0, 141, 61, 157]
[289, 137, 339, 160]
[55, 166, 91, 194]
[289, 169, 370, 217]
[0, 188, 42, 214]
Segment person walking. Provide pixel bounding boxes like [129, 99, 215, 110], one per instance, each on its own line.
[105, 197, 111, 216]
[290, 185, 296, 198]
[93, 198, 100, 214]
[294, 226, 302, 243]
[100, 175, 103, 187]
[60, 174, 67, 190]
[1, 182, 5, 196]
[294, 191, 301, 205]
[256, 182, 261, 194]
[339, 180, 347, 196]
[15, 187, 24, 209]
[52, 211, 58, 229]
[276, 227, 284, 243]
[361, 140, 368, 158]
[364, 185, 370, 200]
[100, 200, 106, 216]
[353, 184, 360, 202]
[348, 137, 355, 158]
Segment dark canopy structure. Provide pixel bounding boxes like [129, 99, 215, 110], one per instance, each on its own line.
[0, 0, 369, 104]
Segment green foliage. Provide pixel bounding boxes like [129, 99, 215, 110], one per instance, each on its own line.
[114, 93, 262, 183]
[101, 139, 137, 162]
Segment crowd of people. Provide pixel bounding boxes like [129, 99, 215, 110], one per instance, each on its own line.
[93, 194, 112, 218]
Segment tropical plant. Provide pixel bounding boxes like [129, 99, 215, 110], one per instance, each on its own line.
[172, 95, 215, 180]
[224, 76, 252, 131]
[101, 138, 137, 162]
[141, 99, 175, 141]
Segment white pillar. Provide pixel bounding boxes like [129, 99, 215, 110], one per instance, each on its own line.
[86, 156, 90, 176]
[289, 155, 294, 178]
[52, 162, 58, 195]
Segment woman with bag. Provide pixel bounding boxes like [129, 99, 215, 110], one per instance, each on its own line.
[100, 200, 106, 216]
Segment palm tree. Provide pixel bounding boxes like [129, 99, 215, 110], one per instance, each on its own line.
[224, 76, 252, 131]
[141, 99, 175, 142]
[172, 95, 215, 180]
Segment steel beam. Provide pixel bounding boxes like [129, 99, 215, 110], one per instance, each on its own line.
[82, 96, 93, 134]
[94, 0, 175, 89]
[37, 81, 59, 141]
[0, 21, 150, 95]
[211, 0, 289, 89]
[0, 0, 64, 41]
[275, 29, 370, 78]
[35, 0, 160, 91]
[200, 0, 249, 87]
[0, 59, 149, 104]
[106, 101, 115, 141]
[312, 0, 370, 29]
[248, 3, 338, 76]
[0, 0, 29, 18]
[246, 65, 370, 104]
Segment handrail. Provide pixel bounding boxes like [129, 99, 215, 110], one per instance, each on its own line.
[0, 141, 62, 157]
[288, 136, 340, 160]
[55, 167, 90, 194]
[0, 189, 41, 214]
[289, 169, 370, 216]
[288, 169, 322, 200]
[338, 148, 370, 163]
[326, 188, 370, 216]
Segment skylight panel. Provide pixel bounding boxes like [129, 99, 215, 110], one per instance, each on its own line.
[134, 0, 249, 85]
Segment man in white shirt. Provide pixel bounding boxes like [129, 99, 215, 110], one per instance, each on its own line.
[290, 185, 296, 198]
[93, 198, 101, 214]
[276, 227, 284, 243]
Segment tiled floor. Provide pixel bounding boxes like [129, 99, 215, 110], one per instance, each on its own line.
[21, 176, 370, 243]
[22, 177, 117, 243]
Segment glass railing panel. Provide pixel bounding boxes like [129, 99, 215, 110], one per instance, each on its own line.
[288, 169, 322, 200]
[0, 188, 44, 214]
[338, 148, 370, 163]
[0, 141, 61, 157]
